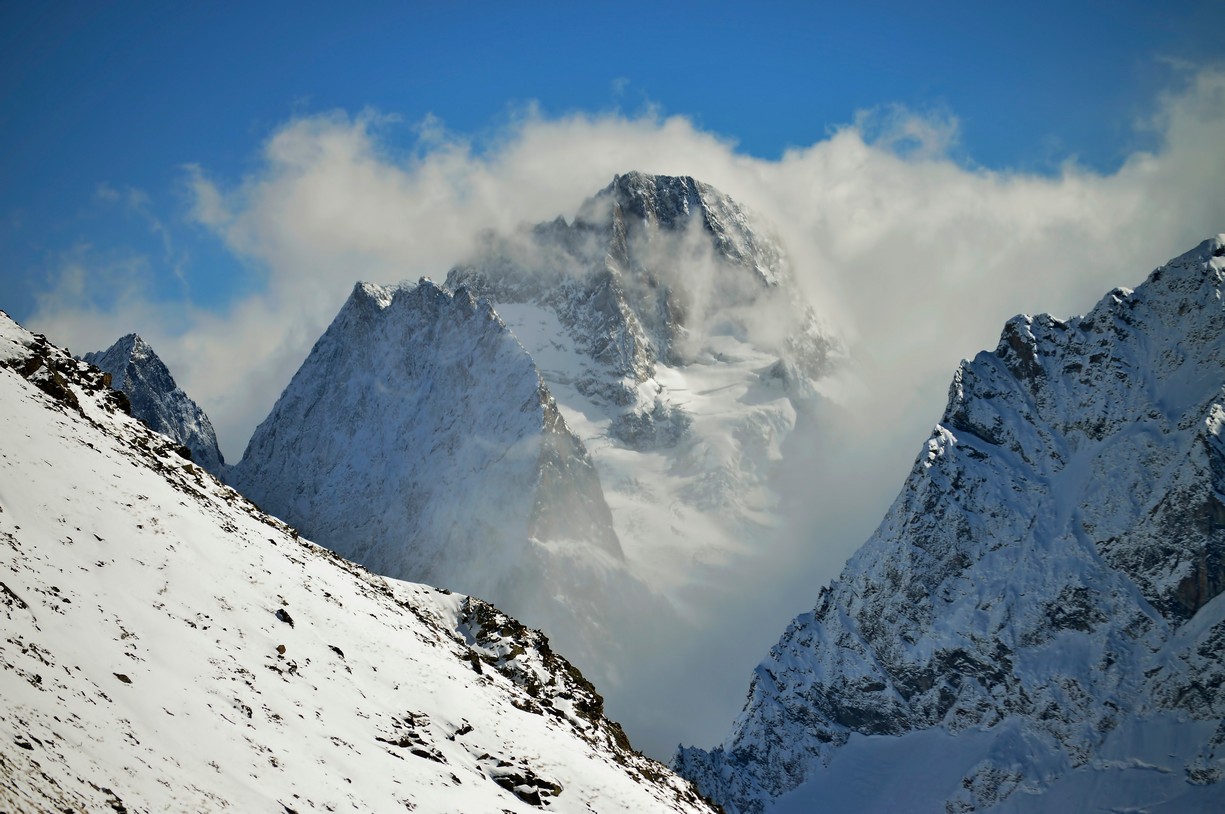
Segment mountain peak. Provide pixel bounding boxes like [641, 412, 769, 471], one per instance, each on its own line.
[83, 333, 226, 475]
[590, 172, 707, 228]
[231, 273, 638, 671]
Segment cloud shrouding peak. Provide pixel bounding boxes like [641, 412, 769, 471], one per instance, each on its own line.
[26, 65, 1225, 550]
[24, 68, 1225, 754]
[83, 70, 1219, 464]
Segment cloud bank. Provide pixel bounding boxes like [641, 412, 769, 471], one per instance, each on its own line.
[35, 71, 1225, 466]
[27, 68, 1225, 755]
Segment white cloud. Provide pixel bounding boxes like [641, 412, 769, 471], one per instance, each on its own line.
[26, 67, 1225, 757]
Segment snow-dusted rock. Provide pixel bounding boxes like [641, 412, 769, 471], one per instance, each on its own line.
[230, 280, 667, 674]
[676, 236, 1225, 813]
[0, 311, 717, 814]
[84, 333, 227, 476]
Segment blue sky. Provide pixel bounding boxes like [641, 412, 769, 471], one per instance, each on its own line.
[2, 0, 1224, 455]
[3, 1, 1223, 317]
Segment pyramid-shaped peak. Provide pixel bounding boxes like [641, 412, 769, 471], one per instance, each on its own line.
[83, 333, 226, 476]
[105, 332, 150, 359]
[85, 333, 161, 379]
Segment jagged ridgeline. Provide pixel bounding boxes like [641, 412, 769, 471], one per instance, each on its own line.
[675, 237, 1225, 814]
[83, 333, 227, 477]
[232, 172, 845, 690]
[0, 311, 718, 813]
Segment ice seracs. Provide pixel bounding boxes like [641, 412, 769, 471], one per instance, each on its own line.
[674, 235, 1225, 813]
[0, 311, 717, 814]
[84, 332, 227, 477]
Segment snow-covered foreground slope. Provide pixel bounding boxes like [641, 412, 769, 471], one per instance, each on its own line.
[675, 236, 1225, 813]
[84, 333, 227, 477]
[0, 313, 716, 814]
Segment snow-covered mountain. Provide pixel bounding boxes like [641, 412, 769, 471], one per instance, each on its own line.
[0, 312, 718, 813]
[674, 236, 1225, 813]
[230, 173, 846, 743]
[84, 333, 227, 476]
[230, 280, 668, 676]
[444, 172, 843, 602]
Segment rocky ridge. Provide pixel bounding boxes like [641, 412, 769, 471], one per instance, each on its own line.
[674, 236, 1225, 813]
[0, 310, 717, 814]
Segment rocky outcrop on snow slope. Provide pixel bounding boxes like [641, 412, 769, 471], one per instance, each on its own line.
[675, 236, 1225, 813]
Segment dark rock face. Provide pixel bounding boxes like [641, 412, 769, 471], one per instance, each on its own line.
[83, 334, 226, 476]
[532, 399, 619, 546]
[675, 237, 1225, 813]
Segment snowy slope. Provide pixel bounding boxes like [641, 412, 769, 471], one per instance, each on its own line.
[84, 333, 227, 477]
[0, 313, 717, 814]
[675, 236, 1225, 813]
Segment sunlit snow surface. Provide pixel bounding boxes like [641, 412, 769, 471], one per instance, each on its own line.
[0, 314, 715, 813]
